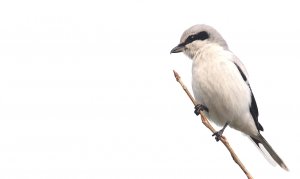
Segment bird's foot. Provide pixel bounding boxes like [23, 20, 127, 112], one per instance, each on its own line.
[194, 104, 209, 116]
[212, 122, 229, 142]
[212, 130, 224, 142]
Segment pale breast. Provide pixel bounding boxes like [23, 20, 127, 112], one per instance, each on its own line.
[192, 45, 252, 127]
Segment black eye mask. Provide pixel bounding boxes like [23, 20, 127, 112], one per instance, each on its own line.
[184, 31, 209, 45]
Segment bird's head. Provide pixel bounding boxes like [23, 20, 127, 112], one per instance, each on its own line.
[170, 24, 228, 59]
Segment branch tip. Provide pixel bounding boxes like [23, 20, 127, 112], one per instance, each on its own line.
[173, 70, 180, 81]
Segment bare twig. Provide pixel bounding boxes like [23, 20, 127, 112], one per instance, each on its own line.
[173, 70, 253, 179]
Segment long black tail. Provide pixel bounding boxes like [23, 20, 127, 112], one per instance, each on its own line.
[250, 134, 288, 171]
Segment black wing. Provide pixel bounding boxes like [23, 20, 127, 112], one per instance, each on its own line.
[234, 63, 264, 131]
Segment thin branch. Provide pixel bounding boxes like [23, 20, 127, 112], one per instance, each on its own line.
[173, 70, 253, 179]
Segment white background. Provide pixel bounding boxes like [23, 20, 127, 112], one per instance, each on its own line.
[0, 0, 299, 178]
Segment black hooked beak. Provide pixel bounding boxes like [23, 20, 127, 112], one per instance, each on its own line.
[170, 43, 185, 54]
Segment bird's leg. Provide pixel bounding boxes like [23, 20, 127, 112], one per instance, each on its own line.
[194, 104, 209, 116]
[212, 122, 230, 142]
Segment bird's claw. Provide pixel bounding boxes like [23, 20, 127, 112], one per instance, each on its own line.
[212, 122, 229, 142]
[194, 104, 209, 116]
[212, 131, 223, 142]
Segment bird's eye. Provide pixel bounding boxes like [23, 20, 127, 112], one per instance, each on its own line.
[187, 35, 196, 41]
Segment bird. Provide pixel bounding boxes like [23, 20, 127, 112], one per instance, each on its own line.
[170, 24, 288, 171]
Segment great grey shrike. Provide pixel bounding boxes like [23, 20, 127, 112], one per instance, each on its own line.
[170, 24, 288, 171]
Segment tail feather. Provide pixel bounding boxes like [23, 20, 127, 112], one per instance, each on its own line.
[250, 134, 289, 171]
